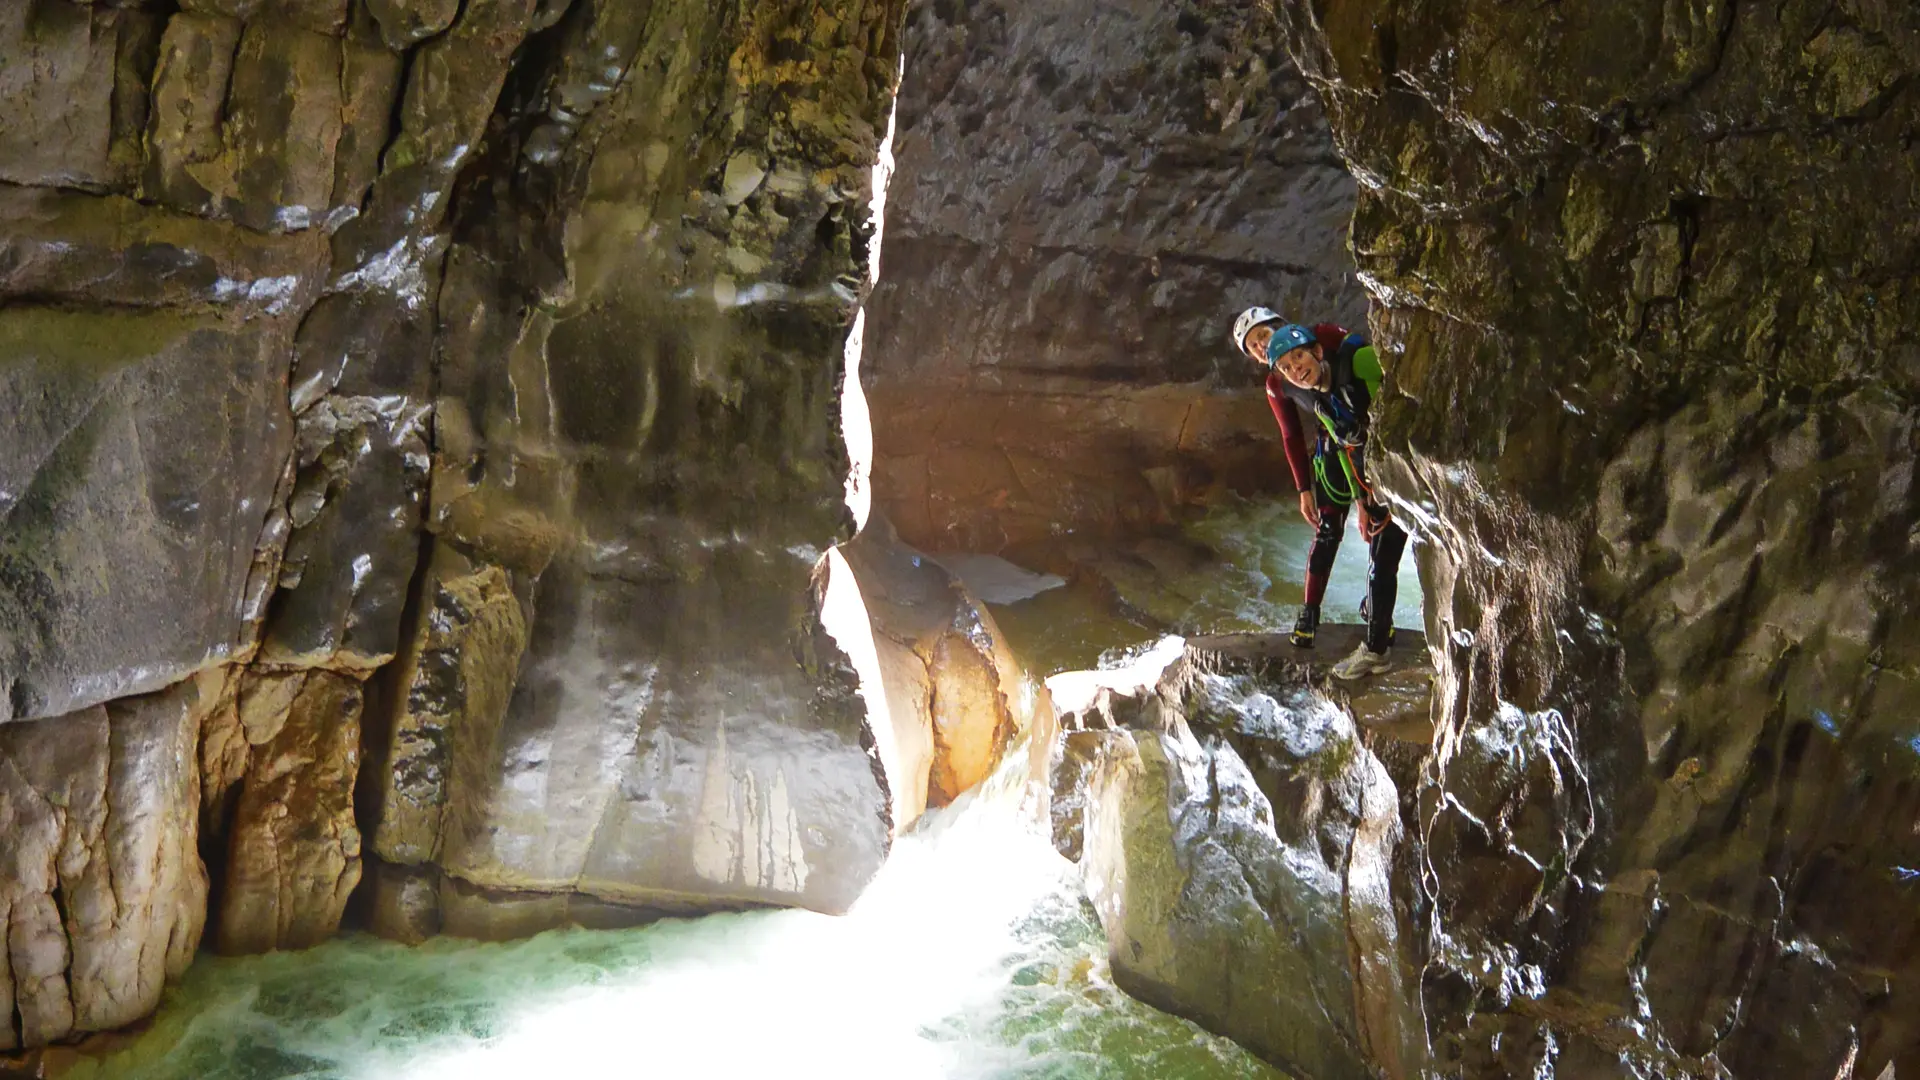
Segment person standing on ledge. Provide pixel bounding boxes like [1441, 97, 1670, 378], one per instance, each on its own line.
[1231, 307, 1409, 680]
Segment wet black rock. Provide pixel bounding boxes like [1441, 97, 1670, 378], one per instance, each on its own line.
[1279, 1, 1920, 1076]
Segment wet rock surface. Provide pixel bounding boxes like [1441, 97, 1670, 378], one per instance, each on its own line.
[1, 0, 912, 1042]
[862, 0, 1366, 554]
[1280, 1, 1920, 1076]
[216, 671, 365, 954]
[1054, 636, 1429, 1079]
[1, 0, 1912, 1072]
[0, 677, 213, 1050]
[834, 518, 1055, 829]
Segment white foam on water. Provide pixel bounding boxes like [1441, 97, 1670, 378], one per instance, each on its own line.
[76, 753, 1277, 1080]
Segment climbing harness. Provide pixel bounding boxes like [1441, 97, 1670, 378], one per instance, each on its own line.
[1310, 411, 1371, 507]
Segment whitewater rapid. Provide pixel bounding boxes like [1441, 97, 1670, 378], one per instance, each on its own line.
[74, 749, 1277, 1080]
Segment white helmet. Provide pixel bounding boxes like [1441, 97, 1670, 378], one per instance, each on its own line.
[1231, 306, 1283, 352]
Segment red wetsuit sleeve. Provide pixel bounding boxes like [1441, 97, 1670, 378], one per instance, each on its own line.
[1265, 371, 1314, 493]
[1312, 323, 1349, 353]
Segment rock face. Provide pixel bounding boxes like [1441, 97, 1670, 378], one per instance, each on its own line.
[0, 0, 912, 1042]
[862, 0, 1366, 554]
[833, 518, 1055, 830]
[216, 671, 365, 954]
[349, 0, 909, 929]
[0, 677, 213, 1051]
[1059, 638, 1428, 1080]
[0, 191, 314, 723]
[1279, 2, 1920, 1076]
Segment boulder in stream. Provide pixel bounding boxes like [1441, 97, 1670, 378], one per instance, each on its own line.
[1061, 633, 1432, 1080]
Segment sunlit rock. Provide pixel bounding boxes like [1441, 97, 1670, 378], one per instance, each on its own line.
[836, 519, 1056, 829]
[1063, 636, 1428, 1079]
[216, 670, 364, 954]
[0, 678, 211, 1050]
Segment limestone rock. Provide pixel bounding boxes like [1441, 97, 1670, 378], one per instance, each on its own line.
[0, 679, 210, 1050]
[218, 22, 346, 233]
[0, 4, 125, 190]
[362, 859, 441, 945]
[369, 544, 530, 867]
[256, 392, 433, 672]
[1049, 729, 1123, 862]
[376, 0, 913, 927]
[141, 12, 244, 212]
[434, 873, 669, 943]
[1, 0, 922, 980]
[365, 0, 461, 50]
[863, 0, 1365, 553]
[0, 307, 295, 723]
[332, 12, 406, 217]
[1073, 648, 1427, 1080]
[1280, 0, 1920, 1074]
[0, 187, 324, 312]
[836, 519, 1054, 828]
[419, 554, 886, 917]
[216, 671, 364, 954]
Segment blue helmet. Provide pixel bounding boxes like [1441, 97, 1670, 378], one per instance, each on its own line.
[1264, 323, 1316, 367]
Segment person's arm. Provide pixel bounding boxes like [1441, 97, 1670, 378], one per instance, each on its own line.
[1351, 344, 1383, 399]
[1265, 374, 1322, 525]
[1265, 373, 1313, 493]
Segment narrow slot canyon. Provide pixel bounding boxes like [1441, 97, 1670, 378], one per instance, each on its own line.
[0, 1, 1916, 1079]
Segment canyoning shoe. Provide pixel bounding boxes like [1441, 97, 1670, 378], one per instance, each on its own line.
[1290, 605, 1320, 648]
[1332, 642, 1392, 681]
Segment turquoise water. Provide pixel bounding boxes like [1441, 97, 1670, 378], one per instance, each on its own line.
[74, 783, 1278, 1080]
[64, 496, 1390, 1080]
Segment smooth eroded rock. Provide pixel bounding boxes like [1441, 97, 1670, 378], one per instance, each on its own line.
[1068, 641, 1427, 1080]
[0, 677, 211, 1049]
[216, 670, 364, 954]
[0, 307, 293, 723]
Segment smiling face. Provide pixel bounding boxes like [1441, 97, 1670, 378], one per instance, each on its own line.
[1241, 324, 1275, 364]
[1275, 343, 1327, 389]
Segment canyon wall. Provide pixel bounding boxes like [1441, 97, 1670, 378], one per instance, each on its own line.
[0, 0, 911, 1046]
[862, 0, 1367, 556]
[1279, 0, 1920, 1076]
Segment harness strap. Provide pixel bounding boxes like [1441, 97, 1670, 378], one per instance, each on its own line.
[1311, 411, 1377, 508]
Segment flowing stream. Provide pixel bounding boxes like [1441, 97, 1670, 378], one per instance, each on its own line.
[72, 756, 1279, 1080]
[65, 494, 1406, 1079]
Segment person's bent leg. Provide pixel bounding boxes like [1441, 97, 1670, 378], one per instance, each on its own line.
[1304, 497, 1346, 606]
[1293, 492, 1347, 647]
[1364, 518, 1409, 654]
